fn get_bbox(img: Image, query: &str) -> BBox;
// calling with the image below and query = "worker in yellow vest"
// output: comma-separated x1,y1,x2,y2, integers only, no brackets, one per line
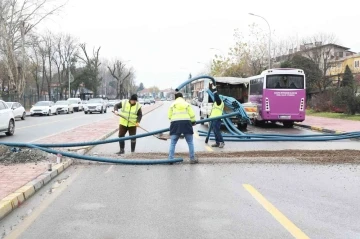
209,83,225,148
113,94,142,154
168,92,198,164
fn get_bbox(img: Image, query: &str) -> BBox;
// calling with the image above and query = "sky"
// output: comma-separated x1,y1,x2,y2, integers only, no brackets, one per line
39,0,360,90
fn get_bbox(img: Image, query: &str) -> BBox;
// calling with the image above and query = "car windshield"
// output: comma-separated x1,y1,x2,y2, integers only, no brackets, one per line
55,101,67,105
68,100,78,104
6,103,13,107
34,101,50,106
88,99,102,103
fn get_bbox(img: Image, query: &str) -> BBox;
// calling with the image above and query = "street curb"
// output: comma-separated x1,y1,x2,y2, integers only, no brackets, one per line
294,123,344,134
0,102,165,220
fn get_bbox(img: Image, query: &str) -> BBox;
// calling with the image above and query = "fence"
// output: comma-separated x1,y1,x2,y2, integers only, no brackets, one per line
0,93,63,110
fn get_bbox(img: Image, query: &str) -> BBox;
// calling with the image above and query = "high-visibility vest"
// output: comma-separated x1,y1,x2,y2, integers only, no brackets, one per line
210,101,224,118
168,98,196,122
119,100,140,127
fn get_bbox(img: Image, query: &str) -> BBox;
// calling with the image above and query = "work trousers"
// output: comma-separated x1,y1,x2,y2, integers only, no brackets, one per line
118,124,137,152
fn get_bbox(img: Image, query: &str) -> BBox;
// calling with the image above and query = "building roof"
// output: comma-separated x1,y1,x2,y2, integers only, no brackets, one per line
138,89,152,94
332,53,360,63
213,77,249,84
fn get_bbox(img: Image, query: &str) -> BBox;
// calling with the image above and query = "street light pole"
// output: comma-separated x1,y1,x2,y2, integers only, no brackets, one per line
249,13,271,69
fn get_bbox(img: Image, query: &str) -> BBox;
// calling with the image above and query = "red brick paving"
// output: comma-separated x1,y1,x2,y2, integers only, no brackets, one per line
0,163,48,199
0,102,163,201
300,115,360,132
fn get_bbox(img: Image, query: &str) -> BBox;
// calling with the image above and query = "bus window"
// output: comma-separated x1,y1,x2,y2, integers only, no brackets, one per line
266,75,304,89
250,78,264,95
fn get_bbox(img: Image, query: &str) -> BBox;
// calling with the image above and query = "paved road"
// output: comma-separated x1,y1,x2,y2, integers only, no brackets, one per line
1,163,359,239
0,105,154,144
89,101,360,156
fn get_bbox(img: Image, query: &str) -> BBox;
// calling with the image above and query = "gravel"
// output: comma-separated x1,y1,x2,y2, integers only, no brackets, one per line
0,145,52,165
86,149,360,164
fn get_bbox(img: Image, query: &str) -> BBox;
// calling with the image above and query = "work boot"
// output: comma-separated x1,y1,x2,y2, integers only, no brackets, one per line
219,142,225,148
117,148,125,154
211,143,219,147
190,157,199,164
131,141,136,153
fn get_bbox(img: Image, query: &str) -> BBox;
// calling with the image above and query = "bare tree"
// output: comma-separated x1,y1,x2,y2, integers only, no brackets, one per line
301,33,338,92
76,43,101,96
43,32,55,100
28,34,42,97
53,33,77,99
0,0,66,98
107,60,134,99
212,24,269,77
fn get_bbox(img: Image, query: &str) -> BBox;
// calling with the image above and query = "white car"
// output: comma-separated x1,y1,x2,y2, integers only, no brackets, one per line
30,101,57,116
6,102,26,120
55,100,74,114
84,98,107,114
67,98,83,112
0,100,15,136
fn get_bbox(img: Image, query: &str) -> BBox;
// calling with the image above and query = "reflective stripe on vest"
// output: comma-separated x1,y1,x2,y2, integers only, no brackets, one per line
210,101,224,118
119,100,140,126
170,102,191,122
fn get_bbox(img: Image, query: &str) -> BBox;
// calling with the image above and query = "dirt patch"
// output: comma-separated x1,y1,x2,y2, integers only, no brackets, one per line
0,145,52,165
89,149,360,164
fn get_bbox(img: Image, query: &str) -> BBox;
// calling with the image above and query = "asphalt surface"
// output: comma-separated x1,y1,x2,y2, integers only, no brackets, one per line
0,105,154,144
1,163,359,239
89,101,360,156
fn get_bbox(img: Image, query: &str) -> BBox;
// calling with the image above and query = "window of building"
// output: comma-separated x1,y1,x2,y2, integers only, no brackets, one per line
355,60,360,68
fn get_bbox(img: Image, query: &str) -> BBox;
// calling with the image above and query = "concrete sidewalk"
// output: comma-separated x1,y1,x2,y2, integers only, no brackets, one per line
295,115,360,133
0,102,163,220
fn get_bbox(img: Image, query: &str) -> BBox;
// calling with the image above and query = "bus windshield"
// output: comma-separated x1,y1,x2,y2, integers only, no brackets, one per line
266,75,304,89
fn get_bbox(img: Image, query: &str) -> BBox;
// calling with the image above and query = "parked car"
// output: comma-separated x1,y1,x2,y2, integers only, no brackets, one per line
6,102,26,120
138,98,145,104
149,97,155,104
30,101,57,116
67,98,83,112
144,98,151,105
55,100,74,114
161,97,166,101
0,100,15,136
108,100,119,107
83,98,107,114
104,99,111,108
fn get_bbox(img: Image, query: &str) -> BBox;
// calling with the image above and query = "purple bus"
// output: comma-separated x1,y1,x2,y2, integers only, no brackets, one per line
248,68,306,128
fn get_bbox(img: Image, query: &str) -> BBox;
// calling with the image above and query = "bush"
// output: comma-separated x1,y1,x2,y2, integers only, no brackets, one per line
332,87,359,115
308,91,335,112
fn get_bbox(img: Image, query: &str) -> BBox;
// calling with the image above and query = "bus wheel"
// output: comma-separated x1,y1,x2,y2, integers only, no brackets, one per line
283,121,294,128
